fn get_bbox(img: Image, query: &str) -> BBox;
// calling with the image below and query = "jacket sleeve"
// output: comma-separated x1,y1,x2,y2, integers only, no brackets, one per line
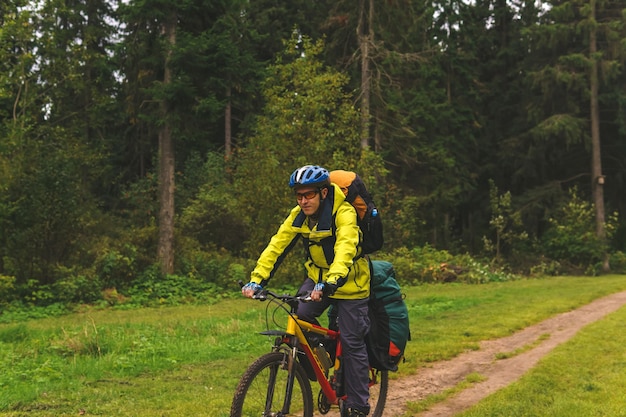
325,203,361,285
249,207,301,286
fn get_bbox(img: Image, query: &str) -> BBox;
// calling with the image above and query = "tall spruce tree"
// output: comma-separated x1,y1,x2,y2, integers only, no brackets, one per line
522,0,626,270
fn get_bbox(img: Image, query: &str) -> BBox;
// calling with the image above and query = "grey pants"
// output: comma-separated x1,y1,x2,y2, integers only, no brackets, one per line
297,279,371,413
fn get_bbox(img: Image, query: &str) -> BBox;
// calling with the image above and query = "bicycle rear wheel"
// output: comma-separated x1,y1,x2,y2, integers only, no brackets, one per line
230,351,314,417
369,368,389,417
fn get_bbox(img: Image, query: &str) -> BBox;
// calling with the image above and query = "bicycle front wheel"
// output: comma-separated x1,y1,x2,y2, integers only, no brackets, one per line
230,351,314,417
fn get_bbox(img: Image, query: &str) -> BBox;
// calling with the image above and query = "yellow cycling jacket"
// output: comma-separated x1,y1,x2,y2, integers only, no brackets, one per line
250,183,370,300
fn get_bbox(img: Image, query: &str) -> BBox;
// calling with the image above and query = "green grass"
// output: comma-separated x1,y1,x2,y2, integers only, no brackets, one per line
457,305,626,416
1,275,626,416
399,275,626,374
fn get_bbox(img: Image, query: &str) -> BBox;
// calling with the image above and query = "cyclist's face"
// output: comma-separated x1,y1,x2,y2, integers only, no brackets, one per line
295,186,327,216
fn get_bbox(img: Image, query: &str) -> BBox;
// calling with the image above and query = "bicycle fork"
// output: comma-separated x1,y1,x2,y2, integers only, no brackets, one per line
281,344,299,415
267,337,300,416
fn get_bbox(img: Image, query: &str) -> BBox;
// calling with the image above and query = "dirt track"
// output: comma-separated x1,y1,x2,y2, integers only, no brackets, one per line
380,290,626,416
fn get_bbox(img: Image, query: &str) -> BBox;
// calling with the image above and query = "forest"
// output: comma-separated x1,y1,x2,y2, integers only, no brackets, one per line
1,0,625,312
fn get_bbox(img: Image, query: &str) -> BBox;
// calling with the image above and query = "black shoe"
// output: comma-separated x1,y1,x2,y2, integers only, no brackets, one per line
346,407,368,417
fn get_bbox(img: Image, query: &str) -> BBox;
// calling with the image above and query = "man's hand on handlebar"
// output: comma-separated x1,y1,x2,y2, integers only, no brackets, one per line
312,282,337,301
241,282,263,298
240,280,333,302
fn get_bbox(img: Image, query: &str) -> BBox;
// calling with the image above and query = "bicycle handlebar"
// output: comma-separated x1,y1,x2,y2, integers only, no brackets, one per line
237,280,313,303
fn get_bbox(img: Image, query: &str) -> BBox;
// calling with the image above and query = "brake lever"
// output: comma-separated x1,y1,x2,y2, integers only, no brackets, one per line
252,290,268,301
298,291,313,302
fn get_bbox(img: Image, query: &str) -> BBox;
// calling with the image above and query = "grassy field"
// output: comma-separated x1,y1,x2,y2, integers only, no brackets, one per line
2,275,626,416
456,304,626,417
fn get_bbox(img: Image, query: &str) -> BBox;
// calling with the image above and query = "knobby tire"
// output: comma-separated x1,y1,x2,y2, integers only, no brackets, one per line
230,351,314,417
369,369,389,417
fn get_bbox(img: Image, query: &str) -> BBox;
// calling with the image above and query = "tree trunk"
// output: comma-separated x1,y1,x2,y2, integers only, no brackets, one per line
157,12,177,275
589,0,609,272
225,86,232,159
357,0,373,150
374,108,382,152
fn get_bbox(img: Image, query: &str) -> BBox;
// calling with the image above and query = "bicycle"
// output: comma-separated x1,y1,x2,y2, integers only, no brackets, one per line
230,287,388,417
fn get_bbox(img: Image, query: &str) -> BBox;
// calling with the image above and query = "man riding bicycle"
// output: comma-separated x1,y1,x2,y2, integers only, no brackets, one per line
242,165,372,417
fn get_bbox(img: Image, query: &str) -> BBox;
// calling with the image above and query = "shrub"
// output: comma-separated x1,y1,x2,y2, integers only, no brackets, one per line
482,180,528,265
0,274,16,306
609,251,626,274
95,246,138,290
52,266,102,304
378,245,519,285
529,257,562,277
176,241,255,288
540,188,617,274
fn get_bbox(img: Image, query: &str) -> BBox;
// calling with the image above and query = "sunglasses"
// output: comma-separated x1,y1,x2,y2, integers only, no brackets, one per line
295,190,320,201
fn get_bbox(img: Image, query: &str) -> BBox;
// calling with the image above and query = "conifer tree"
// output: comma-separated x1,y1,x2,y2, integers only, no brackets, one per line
523,0,626,270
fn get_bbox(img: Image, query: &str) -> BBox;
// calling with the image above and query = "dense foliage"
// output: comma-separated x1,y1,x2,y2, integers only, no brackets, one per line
0,0,625,313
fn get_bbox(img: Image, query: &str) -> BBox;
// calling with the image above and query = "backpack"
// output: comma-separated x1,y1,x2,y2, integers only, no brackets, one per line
329,170,384,254
366,260,411,372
